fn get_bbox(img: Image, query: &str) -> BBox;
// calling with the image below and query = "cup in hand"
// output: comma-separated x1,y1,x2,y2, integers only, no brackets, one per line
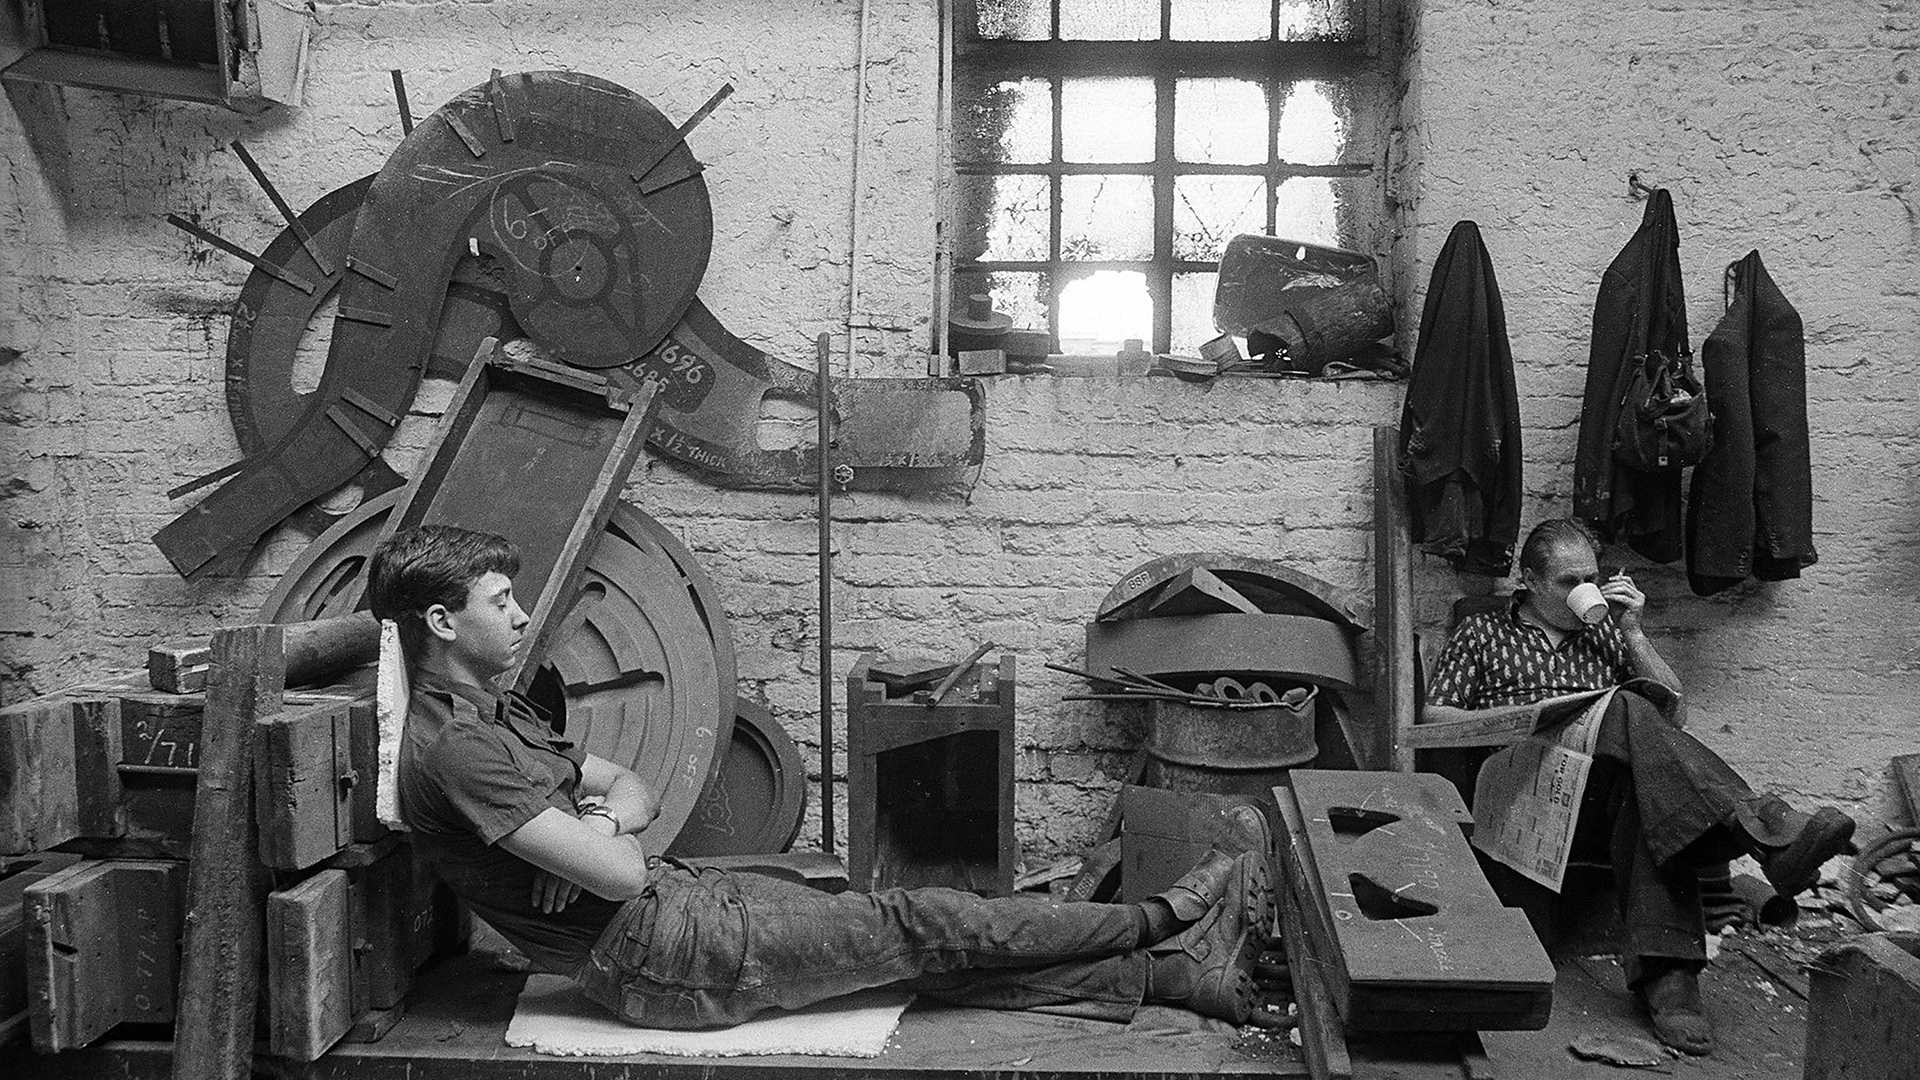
1566,582,1609,625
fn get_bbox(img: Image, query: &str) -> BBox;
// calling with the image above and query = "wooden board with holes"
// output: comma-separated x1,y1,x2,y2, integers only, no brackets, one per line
1277,770,1554,1032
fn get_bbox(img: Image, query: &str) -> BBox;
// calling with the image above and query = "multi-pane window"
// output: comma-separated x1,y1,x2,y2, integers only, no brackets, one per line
951,0,1396,356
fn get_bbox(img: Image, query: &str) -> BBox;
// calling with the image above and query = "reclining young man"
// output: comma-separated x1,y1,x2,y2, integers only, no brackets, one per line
368,524,1275,1030
1421,518,1854,1056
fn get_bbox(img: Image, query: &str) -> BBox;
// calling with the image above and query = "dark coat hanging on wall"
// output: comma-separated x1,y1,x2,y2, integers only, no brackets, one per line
1685,251,1816,595
1399,220,1523,577
1573,189,1690,563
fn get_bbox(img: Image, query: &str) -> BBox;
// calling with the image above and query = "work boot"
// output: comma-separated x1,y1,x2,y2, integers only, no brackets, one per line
1635,961,1714,1056
1217,803,1273,861
1146,851,1269,1023
1735,796,1856,897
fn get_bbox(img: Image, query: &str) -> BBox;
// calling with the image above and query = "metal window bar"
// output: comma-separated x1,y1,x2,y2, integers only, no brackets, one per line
952,0,1387,354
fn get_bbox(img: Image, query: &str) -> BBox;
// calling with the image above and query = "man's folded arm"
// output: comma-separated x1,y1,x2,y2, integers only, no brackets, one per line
498,808,651,901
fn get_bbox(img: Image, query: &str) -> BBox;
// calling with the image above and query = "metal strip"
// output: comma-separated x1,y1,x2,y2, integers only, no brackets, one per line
336,306,394,327
167,457,249,500
165,214,316,295
443,112,486,158
340,386,400,427
488,69,516,143
324,404,382,456
231,141,335,278
391,69,413,136
344,256,397,291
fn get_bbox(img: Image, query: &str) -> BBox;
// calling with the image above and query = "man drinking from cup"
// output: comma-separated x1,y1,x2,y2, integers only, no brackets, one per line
1421,519,1854,1057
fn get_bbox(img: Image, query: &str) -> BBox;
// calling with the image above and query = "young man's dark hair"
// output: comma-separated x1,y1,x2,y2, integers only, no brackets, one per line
1518,517,1602,575
367,525,520,665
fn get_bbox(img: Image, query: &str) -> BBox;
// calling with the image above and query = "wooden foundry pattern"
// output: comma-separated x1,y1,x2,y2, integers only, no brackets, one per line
1277,770,1554,1032
255,490,735,853
1096,551,1372,633
156,70,714,578
847,653,1017,898
666,696,808,859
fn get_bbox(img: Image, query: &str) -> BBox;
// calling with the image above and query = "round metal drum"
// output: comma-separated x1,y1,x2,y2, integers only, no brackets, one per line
256,490,735,849
667,697,807,858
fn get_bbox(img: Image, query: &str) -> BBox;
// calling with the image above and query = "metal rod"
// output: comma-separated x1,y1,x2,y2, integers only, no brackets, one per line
391,70,413,136
816,332,835,855
630,83,734,185
927,641,995,707
230,141,334,276
164,214,316,295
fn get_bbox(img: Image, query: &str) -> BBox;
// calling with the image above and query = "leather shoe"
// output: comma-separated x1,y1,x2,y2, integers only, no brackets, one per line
1756,805,1856,897
1636,963,1714,1056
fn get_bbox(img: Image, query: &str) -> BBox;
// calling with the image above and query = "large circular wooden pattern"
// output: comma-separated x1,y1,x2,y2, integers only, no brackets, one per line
666,696,807,858
256,489,736,848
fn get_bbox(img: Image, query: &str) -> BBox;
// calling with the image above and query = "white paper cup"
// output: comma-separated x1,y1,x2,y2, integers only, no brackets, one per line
1566,582,1609,624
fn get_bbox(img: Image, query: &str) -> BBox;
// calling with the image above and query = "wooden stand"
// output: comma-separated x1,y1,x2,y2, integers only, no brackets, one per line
846,653,1016,897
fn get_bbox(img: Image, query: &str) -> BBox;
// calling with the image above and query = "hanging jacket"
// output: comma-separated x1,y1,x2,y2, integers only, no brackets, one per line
1685,251,1816,594
1399,220,1523,577
1574,189,1689,563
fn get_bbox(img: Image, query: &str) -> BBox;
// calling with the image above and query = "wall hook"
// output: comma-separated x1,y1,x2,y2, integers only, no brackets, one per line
1627,171,1658,200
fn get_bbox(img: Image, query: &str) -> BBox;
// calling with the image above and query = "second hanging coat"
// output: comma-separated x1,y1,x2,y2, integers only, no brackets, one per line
1574,189,1690,563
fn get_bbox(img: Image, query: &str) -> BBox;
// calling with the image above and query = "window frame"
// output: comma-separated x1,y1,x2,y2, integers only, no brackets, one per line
950,1,1393,355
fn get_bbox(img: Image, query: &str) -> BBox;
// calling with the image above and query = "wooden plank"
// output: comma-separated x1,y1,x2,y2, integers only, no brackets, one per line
70,699,123,839
0,698,79,854
1143,567,1264,617
1274,797,1353,1080
0,852,81,1042
171,624,285,1080
353,842,416,1011
1894,754,1920,826
147,639,211,694
254,700,355,870
25,860,186,1052
1372,425,1416,772
1806,933,1920,1080
267,869,353,1062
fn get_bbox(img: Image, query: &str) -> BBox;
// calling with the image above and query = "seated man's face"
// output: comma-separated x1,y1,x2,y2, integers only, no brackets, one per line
441,570,529,679
1522,543,1600,631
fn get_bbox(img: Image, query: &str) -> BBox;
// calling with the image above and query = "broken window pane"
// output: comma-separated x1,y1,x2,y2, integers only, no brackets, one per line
1062,78,1156,163
1169,0,1271,40
1273,175,1376,249
1061,175,1155,261
1173,176,1266,261
974,0,1051,40
955,76,1053,165
1276,80,1349,165
954,174,1051,262
1277,0,1353,40
1174,79,1267,165
955,270,1051,331
1059,269,1152,353
1171,272,1222,355
1059,0,1159,41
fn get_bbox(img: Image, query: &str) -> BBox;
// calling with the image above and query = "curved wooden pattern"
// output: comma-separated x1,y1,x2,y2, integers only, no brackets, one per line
1095,552,1371,633
667,697,806,858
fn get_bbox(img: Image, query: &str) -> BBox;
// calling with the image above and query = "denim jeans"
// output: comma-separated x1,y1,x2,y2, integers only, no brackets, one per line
575,861,1147,1029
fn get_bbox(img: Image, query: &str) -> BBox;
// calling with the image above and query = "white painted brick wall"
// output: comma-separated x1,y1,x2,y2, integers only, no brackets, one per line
1,0,1914,862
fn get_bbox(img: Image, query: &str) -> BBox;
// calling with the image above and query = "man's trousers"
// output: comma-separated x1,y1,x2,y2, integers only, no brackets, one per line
575,861,1149,1029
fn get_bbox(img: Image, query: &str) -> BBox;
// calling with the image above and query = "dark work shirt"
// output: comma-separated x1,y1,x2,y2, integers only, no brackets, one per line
1426,597,1633,710
399,671,620,976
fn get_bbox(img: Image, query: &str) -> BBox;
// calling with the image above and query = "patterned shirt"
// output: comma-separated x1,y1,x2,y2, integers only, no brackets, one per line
1426,597,1633,709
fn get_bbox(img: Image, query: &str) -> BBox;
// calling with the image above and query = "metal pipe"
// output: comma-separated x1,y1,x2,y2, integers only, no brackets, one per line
845,0,872,375
815,332,835,854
